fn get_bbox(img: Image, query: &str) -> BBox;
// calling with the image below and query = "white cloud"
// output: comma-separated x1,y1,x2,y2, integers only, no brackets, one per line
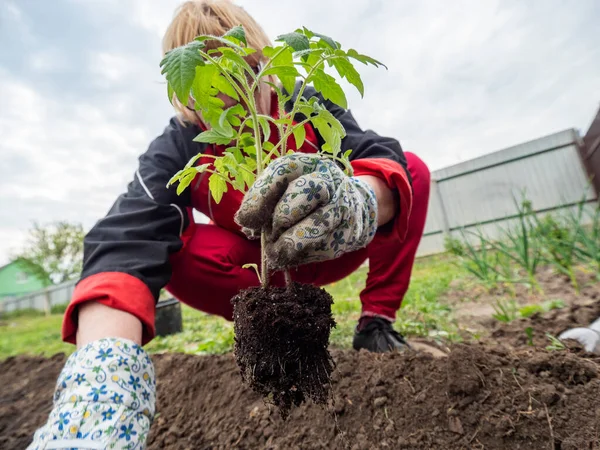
0,72,151,262
89,52,132,83
29,49,67,73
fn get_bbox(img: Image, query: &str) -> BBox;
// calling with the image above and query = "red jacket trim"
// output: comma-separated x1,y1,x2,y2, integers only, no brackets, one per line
351,158,413,241
62,272,156,345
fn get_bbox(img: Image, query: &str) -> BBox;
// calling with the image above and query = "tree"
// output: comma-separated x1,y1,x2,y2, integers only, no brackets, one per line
13,221,85,286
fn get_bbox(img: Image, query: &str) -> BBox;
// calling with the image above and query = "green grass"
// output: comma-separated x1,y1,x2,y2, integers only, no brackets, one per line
0,313,71,358
0,254,466,360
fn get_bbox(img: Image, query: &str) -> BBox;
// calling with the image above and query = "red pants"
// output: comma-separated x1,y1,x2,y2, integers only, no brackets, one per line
166,152,430,322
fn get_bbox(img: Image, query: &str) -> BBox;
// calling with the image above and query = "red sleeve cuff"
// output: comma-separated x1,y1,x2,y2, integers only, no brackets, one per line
352,158,413,241
62,272,156,346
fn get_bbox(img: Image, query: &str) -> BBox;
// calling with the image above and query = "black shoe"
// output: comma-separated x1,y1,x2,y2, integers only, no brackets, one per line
352,317,410,353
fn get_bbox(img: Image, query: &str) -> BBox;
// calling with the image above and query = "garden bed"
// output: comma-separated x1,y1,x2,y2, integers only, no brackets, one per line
1,269,599,449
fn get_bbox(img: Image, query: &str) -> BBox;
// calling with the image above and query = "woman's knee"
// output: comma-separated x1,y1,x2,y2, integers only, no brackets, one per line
404,152,431,188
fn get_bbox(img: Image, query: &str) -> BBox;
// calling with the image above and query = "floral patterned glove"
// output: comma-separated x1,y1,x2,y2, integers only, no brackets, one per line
28,337,155,450
235,153,378,269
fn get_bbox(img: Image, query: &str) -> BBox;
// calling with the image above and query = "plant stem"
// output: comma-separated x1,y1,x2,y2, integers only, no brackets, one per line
264,117,311,161
284,270,292,287
260,232,268,289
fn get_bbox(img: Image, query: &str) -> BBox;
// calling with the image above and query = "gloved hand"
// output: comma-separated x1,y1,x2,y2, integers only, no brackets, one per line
28,337,155,450
235,153,378,269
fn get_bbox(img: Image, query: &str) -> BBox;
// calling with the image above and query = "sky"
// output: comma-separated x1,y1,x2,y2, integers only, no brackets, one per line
0,0,599,264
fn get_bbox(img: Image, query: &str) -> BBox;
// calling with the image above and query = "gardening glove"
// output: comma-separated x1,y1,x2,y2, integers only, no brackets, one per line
27,337,155,450
558,316,600,354
235,153,378,269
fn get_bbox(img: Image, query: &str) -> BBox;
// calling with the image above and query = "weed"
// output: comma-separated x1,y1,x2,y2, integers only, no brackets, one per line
572,205,600,275
445,228,504,291
518,299,565,318
533,208,582,292
545,333,566,351
492,197,543,293
492,299,518,323
525,327,534,346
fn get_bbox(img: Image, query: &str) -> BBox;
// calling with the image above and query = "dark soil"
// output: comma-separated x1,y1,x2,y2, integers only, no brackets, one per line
231,282,336,418
2,345,600,449
1,271,599,449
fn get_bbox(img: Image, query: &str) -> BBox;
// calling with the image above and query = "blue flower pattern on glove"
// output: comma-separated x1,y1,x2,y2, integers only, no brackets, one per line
27,337,156,450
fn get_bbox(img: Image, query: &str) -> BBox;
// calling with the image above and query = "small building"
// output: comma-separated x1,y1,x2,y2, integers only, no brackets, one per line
0,261,47,301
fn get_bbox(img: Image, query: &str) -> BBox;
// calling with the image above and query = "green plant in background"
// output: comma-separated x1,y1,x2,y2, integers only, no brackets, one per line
492,197,543,293
525,326,534,346
160,25,384,285
444,229,504,291
532,208,582,293
518,299,565,318
492,298,518,323
570,203,600,276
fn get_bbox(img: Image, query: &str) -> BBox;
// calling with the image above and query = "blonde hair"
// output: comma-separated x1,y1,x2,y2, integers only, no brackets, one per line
163,0,272,123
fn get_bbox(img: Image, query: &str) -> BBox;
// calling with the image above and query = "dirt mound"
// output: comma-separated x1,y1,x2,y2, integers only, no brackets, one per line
2,344,600,449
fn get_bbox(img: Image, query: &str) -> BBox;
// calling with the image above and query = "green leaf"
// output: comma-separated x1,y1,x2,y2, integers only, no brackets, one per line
195,163,210,173
332,57,364,97
347,49,387,69
231,172,246,192
191,64,218,111
262,46,277,58
160,40,206,104
257,116,271,142
274,118,293,126
343,149,353,159
263,47,296,95
184,153,204,169
208,173,228,204
167,83,175,104
299,27,314,39
244,156,257,171
312,31,338,50
309,68,347,108
281,77,297,98
228,103,247,119
217,110,234,136
223,25,247,45
193,129,234,145
177,170,197,195
239,133,255,147
276,32,310,52
213,74,239,101
219,48,255,77
226,147,244,163
293,125,306,149
262,65,300,79
292,48,325,60
167,169,184,188
318,107,346,138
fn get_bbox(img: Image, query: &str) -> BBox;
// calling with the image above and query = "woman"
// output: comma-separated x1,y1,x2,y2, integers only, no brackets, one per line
29,1,430,448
